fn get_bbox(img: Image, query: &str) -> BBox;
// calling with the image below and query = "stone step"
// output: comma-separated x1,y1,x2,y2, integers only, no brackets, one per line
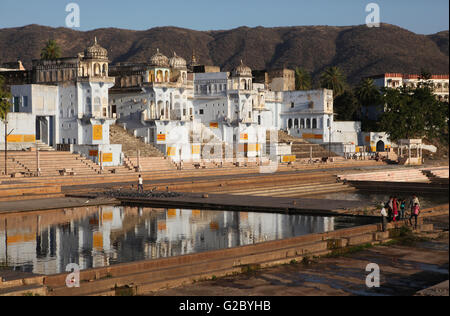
110,125,163,158
0,284,47,297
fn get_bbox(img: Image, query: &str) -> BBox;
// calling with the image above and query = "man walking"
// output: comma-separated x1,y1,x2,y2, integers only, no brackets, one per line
138,174,144,193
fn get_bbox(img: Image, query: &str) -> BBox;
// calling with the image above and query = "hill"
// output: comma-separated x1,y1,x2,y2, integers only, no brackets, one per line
0,23,448,85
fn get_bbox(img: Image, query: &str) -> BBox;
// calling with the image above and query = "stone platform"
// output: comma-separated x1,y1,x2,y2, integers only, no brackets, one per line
75,191,369,217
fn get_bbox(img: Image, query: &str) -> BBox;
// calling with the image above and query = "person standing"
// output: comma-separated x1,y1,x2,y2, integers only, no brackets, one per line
409,203,420,229
409,194,420,210
392,196,399,222
408,194,420,219
380,203,388,232
138,174,144,193
387,197,394,222
399,199,406,220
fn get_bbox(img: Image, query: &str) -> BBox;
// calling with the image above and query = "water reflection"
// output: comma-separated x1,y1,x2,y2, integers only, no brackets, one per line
0,206,372,276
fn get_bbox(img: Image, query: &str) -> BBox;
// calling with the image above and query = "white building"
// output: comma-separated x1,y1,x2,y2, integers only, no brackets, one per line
370,73,449,102
110,52,364,161
1,39,122,166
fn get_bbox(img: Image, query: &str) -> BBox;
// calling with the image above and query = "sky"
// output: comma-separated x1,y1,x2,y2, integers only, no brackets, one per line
0,0,448,34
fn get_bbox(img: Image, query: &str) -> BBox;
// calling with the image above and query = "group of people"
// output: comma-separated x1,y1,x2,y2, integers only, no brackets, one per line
380,194,421,231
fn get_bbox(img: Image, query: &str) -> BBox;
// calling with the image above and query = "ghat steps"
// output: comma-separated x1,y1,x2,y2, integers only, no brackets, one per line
110,124,164,158
269,130,338,159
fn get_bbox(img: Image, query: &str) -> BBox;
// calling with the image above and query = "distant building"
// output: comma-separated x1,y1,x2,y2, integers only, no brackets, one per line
362,73,450,121
369,73,449,102
253,68,295,92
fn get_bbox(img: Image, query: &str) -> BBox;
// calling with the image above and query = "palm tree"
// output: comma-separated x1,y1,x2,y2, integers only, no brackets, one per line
295,67,312,90
320,66,346,98
355,78,381,107
1,75,12,175
40,39,61,60
0,75,11,121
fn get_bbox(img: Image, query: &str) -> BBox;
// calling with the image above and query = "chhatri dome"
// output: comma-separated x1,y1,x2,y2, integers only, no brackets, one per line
84,37,108,59
150,48,169,68
169,52,187,69
233,60,252,77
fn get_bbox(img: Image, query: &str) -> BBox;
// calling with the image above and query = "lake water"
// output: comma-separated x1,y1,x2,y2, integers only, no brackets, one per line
0,206,375,276
310,191,449,209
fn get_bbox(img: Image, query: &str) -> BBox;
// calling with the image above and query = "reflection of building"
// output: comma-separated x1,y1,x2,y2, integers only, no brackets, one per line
0,207,336,275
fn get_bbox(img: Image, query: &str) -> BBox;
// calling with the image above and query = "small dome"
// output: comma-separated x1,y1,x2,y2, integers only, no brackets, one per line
169,52,187,69
150,48,169,68
84,37,108,59
233,60,252,77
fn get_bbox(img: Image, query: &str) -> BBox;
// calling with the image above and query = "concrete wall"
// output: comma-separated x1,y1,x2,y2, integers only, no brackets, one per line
281,89,334,144
361,132,391,152
332,121,361,145
72,144,123,167
0,112,36,150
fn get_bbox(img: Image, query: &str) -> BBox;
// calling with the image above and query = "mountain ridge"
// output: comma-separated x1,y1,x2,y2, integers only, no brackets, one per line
0,23,448,85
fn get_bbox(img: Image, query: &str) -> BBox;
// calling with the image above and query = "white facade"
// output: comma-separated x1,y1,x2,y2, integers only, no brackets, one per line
3,39,121,165
110,56,364,161
371,73,449,102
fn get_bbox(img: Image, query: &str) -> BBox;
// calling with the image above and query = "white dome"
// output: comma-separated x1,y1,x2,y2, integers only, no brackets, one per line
232,60,252,77
84,37,108,60
169,52,187,69
150,48,169,67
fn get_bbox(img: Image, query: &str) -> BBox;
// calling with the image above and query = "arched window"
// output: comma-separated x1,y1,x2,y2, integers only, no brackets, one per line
102,64,107,76
164,71,169,82
157,70,163,82
288,119,293,129
312,118,317,129
300,119,305,129
94,63,101,76
94,97,101,112
306,119,311,129
294,119,299,128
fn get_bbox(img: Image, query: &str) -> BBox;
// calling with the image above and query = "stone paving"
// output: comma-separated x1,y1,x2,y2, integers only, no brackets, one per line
152,223,449,296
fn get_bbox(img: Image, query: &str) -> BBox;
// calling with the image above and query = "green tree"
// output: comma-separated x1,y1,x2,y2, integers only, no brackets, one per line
295,67,312,90
0,75,11,121
355,78,381,107
380,85,449,144
40,39,61,60
334,90,360,121
320,66,346,98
